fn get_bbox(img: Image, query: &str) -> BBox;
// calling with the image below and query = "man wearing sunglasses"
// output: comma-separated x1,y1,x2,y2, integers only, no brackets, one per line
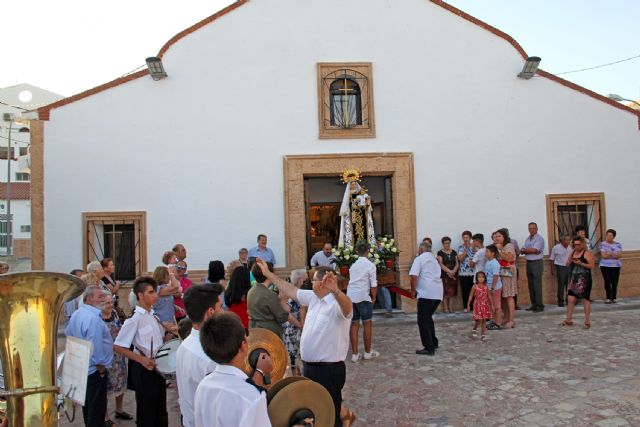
255,258,354,427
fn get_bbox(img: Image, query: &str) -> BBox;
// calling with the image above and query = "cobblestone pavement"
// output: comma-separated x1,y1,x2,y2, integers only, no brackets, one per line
58,306,640,427
344,308,640,427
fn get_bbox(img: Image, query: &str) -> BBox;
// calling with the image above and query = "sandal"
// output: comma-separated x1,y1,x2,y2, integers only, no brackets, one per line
471,328,478,337
104,420,116,427
480,335,487,341
583,323,591,330
560,320,573,327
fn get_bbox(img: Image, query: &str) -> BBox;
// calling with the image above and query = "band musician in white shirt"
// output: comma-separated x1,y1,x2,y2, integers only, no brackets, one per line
113,276,178,427
255,259,357,427
176,284,224,427
194,313,274,427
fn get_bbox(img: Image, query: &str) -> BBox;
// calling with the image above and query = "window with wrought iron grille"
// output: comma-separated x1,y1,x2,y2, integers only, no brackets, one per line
546,193,606,251
83,211,147,281
317,63,375,139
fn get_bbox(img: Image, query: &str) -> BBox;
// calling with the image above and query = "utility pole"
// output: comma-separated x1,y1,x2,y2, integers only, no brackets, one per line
2,113,13,256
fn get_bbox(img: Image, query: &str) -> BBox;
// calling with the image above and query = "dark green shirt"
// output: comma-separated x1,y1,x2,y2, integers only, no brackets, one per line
247,283,289,337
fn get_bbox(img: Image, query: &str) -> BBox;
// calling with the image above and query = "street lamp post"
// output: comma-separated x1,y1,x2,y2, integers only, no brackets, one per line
4,117,13,256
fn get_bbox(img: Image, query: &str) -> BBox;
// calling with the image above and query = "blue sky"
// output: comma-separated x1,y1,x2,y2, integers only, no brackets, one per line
446,0,640,101
1,0,638,102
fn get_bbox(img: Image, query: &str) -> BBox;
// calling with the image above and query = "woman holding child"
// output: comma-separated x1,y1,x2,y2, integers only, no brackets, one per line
495,229,517,329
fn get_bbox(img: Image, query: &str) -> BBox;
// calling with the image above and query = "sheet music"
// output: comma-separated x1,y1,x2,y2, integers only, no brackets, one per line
61,336,92,405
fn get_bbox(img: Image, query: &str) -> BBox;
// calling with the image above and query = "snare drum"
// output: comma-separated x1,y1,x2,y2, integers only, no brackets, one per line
154,339,181,380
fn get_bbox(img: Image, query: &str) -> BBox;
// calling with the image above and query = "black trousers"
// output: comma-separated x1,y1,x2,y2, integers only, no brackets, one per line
130,361,168,427
555,265,570,304
83,371,108,427
303,361,346,427
459,276,474,309
601,266,621,300
417,298,440,352
526,260,544,310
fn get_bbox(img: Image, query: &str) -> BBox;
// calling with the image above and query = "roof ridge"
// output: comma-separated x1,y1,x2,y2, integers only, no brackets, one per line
36,0,639,123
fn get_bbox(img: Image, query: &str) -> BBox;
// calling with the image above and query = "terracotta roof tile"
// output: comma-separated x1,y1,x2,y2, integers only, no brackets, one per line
37,0,640,125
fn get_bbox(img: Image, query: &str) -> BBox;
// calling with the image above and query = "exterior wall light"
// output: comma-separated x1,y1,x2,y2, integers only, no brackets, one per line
518,56,541,80
146,57,168,81
608,94,640,108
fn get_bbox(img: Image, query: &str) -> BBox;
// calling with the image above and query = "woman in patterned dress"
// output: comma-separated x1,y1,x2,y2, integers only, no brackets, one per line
283,269,306,374
495,229,517,328
100,290,132,424
561,237,595,329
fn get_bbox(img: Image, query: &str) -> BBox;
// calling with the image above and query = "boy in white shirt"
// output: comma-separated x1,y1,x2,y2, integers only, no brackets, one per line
194,313,274,427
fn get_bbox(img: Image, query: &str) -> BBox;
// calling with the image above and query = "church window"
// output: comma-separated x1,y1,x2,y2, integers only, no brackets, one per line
318,63,375,139
329,78,362,127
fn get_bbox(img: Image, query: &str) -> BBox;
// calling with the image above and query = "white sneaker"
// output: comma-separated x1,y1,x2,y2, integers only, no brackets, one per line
351,353,362,363
364,350,380,360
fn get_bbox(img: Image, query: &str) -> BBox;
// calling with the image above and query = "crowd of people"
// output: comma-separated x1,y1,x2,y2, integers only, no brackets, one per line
60,224,624,427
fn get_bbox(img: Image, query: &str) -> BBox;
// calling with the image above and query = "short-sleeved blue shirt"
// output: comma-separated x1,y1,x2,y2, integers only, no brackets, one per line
484,259,502,290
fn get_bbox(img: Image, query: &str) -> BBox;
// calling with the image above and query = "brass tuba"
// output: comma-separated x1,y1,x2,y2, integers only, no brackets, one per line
0,272,85,426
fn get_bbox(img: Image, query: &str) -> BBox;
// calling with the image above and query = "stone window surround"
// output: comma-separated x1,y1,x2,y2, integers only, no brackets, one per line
283,153,416,282
317,62,376,139
545,192,606,252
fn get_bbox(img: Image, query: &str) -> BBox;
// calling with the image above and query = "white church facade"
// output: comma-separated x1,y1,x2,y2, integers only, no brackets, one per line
31,0,640,305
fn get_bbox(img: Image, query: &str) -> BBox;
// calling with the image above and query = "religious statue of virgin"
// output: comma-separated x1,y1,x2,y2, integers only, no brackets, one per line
338,169,376,248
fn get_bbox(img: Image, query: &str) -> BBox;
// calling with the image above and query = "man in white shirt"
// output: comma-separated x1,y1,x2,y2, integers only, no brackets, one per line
310,242,336,267
550,234,572,307
255,259,353,427
470,233,487,274
176,284,224,427
410,241,443,356
194,313,273,427
347,242,379,362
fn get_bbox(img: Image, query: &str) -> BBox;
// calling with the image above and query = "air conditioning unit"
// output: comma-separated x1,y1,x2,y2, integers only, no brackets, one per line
2,113,13,122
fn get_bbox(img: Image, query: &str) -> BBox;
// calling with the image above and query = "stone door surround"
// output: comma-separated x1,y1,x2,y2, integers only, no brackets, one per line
283,152,416,271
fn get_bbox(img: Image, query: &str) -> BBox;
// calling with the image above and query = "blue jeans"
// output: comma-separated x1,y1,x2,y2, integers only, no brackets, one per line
377,287,392,312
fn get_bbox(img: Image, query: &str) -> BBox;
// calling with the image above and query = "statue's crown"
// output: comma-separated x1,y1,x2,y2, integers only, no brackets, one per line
341,168,361,184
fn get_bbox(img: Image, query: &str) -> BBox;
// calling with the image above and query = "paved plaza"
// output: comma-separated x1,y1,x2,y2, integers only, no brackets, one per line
60,303,640,427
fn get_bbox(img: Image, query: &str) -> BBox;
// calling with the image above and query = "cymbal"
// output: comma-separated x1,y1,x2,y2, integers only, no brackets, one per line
268,380,335,427
241,328,288,389
266,376,308,405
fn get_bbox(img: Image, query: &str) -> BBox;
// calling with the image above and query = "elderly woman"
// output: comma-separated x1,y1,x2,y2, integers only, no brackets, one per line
86,261,107,291
495,229,517,328
283,269,306,374
100,290,132,424
600,229,623,304
173,260,192,322
562,237,595,329
437,236,459,313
